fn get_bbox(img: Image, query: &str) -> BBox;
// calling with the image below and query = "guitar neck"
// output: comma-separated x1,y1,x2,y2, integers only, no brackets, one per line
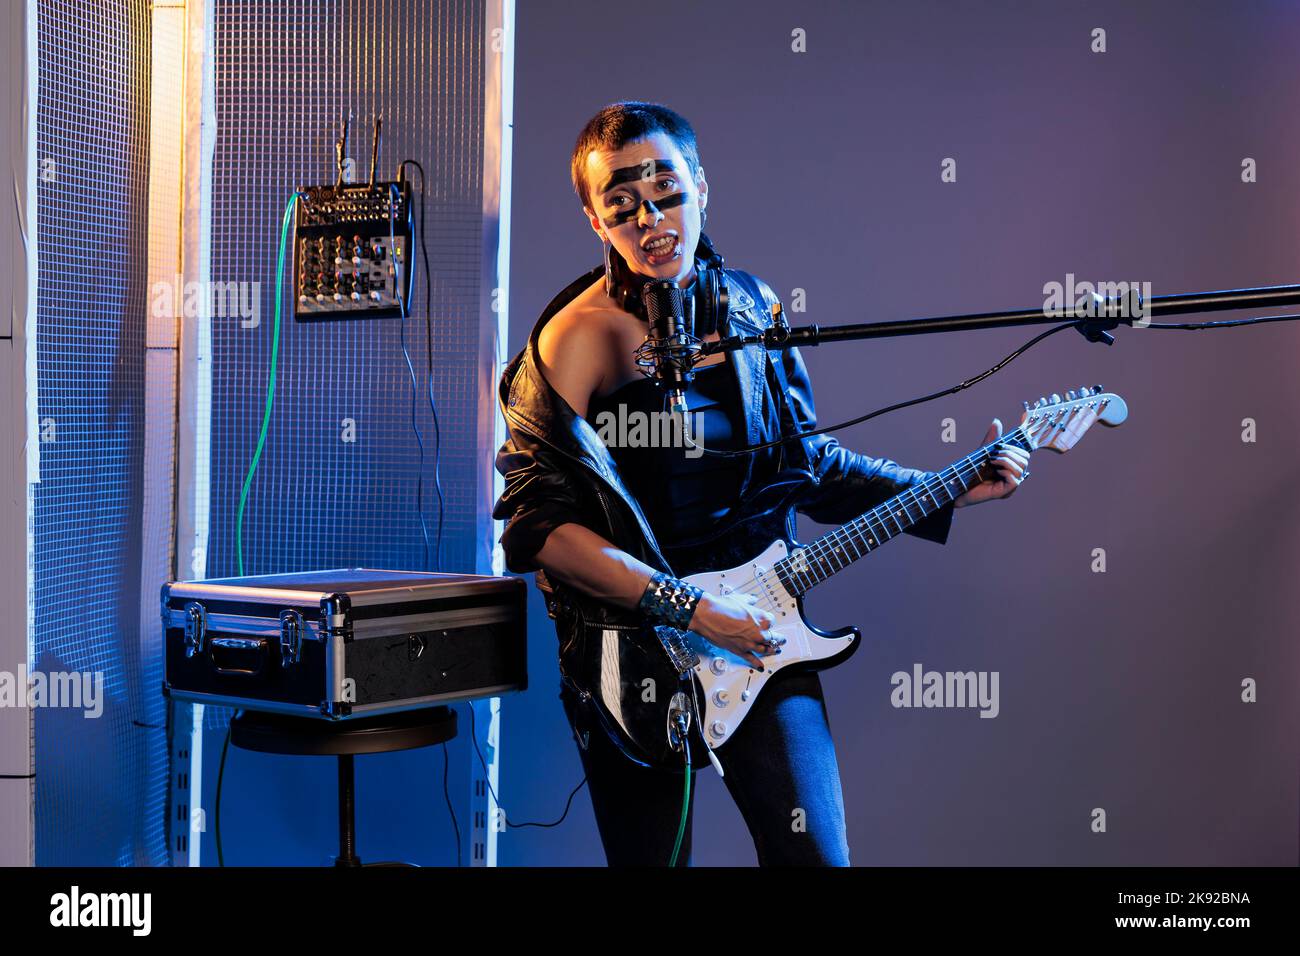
773,426,1032,596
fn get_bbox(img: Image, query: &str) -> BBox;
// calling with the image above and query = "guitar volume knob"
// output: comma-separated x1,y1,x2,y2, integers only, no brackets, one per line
713,689,730,707
710,657,728,675
709,720,728,739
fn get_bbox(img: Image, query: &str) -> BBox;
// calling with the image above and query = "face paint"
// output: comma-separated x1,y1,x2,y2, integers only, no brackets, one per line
597,158,679,195
601,191,690,228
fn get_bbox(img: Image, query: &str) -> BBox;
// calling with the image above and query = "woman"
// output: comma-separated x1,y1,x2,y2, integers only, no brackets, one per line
493,101,1028,865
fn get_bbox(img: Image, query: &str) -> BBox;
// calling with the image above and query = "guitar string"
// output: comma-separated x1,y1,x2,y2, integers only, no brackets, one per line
723,424,1034,602
722,410,1068,602
704,429,1028,646
688,403,1092,637
778,428,1031,592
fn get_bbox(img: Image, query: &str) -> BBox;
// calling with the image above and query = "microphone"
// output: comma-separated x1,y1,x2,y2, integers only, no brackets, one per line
637,279,700,416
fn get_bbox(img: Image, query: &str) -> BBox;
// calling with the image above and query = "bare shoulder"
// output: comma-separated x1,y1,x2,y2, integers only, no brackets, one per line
537,278,624,419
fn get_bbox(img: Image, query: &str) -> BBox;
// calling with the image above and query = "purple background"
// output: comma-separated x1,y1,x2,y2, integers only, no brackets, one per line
498,0,1300,865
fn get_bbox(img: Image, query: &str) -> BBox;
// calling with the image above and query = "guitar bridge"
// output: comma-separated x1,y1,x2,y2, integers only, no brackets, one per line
654,625,700,676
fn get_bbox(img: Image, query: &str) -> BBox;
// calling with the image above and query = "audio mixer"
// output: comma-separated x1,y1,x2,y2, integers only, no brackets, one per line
292,181,414,321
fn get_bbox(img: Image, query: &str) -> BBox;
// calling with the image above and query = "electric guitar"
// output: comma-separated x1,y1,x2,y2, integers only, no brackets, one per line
566,387,1128,771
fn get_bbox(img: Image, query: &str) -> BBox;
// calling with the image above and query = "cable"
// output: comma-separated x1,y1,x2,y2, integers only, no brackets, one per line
441,741,462,866
215,718,233,867
669,731,691,867
692,321,1076,458
1141,312,1300,330
692,308,1300,460
465,700,589,829
391,183,433,570
400,159,444,570
236,192,300,575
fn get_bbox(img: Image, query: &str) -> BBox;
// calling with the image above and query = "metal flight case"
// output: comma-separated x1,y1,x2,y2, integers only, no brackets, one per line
162,568,526,718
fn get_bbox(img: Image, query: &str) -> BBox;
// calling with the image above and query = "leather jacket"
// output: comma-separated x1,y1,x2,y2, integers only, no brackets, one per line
492,258,956,642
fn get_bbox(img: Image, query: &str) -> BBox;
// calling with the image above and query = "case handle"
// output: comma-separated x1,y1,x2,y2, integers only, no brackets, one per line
208,636,267,677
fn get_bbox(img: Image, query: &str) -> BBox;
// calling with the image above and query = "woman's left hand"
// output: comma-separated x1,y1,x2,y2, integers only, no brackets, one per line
953,418,1032,508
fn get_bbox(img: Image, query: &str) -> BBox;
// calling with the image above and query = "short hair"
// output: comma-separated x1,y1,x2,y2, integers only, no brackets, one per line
570,101,701,209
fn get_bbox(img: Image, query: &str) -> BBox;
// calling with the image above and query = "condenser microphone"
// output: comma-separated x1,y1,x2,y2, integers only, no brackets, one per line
638,279,700,416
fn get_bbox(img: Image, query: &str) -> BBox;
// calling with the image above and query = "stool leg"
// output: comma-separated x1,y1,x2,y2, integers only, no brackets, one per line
335,754,361,867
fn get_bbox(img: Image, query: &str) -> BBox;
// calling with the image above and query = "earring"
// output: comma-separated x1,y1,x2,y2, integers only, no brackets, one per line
700,208,708,231
602,237,615,297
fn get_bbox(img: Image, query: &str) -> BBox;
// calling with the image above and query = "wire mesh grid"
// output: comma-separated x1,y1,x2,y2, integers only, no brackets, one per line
33,0,160,865
203,0,487,729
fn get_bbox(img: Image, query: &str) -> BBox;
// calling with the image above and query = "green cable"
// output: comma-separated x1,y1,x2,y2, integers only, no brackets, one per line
236,192,299,575
669,739,692,867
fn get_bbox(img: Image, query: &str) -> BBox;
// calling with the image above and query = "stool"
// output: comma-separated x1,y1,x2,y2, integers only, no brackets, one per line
230,705,458,867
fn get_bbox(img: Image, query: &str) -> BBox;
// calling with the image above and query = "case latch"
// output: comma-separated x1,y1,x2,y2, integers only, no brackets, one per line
183,602,207,658
279,610,306,668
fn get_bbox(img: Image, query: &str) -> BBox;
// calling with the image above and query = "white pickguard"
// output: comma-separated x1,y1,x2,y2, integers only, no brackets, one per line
680,539,856,750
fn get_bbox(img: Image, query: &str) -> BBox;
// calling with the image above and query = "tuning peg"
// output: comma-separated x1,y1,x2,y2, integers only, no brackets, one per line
1091,384,1103,394
1066,389,1078,401
1080,385,1090,398
1050,393,1061,405
1022,400,1031,412
1038,396,1048,408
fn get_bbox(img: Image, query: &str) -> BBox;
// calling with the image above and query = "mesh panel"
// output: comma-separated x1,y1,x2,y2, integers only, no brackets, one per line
203,0,486,728
33,0,160,865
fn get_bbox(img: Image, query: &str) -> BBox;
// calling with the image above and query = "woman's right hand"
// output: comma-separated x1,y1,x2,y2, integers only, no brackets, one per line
687,591,783,671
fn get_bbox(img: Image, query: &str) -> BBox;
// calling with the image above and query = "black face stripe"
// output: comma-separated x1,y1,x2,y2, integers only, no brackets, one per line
598,158,680,196
601,190,690,228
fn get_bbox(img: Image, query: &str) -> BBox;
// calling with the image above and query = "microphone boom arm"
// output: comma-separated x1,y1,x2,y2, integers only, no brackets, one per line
701,282,1300,354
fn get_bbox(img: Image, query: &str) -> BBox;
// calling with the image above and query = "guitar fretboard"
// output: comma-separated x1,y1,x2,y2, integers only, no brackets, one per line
773,426,1032,595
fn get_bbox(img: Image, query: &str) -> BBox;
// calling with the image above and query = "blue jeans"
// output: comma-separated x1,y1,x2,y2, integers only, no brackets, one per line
560,666,851,866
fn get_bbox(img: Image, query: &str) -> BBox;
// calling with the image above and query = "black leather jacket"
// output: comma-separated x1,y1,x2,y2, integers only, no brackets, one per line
492,261,956,636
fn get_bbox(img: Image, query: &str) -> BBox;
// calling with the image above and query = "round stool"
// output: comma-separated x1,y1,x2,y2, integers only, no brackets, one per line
230,706,458,867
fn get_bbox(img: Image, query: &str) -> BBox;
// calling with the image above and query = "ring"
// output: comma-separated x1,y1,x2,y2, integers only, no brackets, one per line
1021,468,1031,480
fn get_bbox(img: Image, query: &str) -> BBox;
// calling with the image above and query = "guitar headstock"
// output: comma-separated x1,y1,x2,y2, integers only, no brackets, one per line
1019,385,1127,453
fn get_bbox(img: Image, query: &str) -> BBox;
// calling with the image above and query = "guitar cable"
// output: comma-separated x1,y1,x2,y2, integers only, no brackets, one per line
669,718,692,868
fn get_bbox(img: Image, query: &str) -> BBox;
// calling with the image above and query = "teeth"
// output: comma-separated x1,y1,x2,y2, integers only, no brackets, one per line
645,236,676,255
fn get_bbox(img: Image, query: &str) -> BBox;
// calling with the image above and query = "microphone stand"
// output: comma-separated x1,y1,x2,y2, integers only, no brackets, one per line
700,282,1300,354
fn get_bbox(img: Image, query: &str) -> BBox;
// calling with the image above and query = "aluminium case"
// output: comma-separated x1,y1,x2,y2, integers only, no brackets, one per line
161,568,526,718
